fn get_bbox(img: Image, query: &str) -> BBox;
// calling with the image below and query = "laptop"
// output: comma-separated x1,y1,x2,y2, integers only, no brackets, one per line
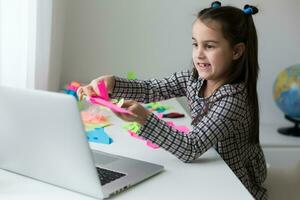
0,86,164,199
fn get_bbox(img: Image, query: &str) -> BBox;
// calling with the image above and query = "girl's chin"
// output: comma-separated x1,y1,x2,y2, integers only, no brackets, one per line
196,68,211,78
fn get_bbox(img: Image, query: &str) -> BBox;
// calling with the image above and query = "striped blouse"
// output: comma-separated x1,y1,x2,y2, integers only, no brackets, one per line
111,69,267,199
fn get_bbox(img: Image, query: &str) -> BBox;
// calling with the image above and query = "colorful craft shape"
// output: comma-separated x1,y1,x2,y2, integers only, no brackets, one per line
64,81,81,100
127,71,137,80
146,102,171,113
123,117,189,149
86,80,133,115
87,96,133,115
97,80,109,101
86,128,113,144
128,131,159,149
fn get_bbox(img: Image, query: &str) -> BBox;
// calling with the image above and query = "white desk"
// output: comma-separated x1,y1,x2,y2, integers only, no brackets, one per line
260,123,300,147
0,99,253,200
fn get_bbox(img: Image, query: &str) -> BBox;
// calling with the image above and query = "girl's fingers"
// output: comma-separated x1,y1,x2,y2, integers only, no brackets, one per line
77,86,87,101
76,87,83,100
91,80,101,96
113,110,138,122
121,100,136,108
76,76,115,101
113,111,122,118
82,86,96,97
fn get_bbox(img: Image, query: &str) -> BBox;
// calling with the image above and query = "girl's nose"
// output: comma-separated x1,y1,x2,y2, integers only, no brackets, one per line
197,47,205,59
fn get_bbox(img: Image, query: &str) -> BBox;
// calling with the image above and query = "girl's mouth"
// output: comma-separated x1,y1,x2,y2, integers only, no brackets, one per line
197,63,211,68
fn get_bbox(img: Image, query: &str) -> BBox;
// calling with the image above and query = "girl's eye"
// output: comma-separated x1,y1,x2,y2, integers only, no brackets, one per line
192,43,198,47
205,44,214,49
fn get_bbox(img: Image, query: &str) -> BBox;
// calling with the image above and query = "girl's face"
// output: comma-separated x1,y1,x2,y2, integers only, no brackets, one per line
192,19,236,86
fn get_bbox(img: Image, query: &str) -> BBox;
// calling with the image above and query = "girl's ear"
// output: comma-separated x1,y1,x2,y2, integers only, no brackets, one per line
232,42,245,60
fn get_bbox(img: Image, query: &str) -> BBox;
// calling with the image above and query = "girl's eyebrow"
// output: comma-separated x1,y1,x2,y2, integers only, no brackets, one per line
192,37,219,44
203,40,219,44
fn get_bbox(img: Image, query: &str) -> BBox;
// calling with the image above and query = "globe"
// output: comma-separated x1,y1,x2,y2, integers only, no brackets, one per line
273,64,300,136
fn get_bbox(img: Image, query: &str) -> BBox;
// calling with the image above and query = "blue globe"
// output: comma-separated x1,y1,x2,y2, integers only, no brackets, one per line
273,64,300,118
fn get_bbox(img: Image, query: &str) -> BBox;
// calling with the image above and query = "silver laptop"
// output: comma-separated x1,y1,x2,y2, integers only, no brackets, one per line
0,86,164,199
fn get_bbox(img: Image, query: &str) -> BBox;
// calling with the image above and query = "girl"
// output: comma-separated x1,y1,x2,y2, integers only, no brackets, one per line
77,2,267,199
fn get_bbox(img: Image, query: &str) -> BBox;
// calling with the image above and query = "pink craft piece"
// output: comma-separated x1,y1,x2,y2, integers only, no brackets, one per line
66,85,79,91
156,113,163,119
97,80,109,101
87,96,133,115
128,131,144,140
146,140,160,149
166,121,175,126
166,121,189,134
87,80,133,114
175,126,189,134
128,131,159,149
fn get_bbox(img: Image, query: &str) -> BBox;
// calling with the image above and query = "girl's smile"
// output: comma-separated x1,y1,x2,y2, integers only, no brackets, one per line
196,63,211,70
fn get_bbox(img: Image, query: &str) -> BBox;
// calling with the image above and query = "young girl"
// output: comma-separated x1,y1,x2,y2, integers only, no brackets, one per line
77,2,267,199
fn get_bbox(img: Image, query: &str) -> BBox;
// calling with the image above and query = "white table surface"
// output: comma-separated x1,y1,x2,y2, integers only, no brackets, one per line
0,98,253,200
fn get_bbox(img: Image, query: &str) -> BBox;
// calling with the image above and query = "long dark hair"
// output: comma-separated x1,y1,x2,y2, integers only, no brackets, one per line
193,4,260,144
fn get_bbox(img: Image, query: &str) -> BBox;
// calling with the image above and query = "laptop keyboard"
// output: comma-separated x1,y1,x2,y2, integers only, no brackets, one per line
96,167,126,185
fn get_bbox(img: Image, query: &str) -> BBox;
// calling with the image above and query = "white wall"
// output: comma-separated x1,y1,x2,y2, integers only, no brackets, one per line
51,0,300,125
48,0,66,91
60,0,198,82
255,0,300,125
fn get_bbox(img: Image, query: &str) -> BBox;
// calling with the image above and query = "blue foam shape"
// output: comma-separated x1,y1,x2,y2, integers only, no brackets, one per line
156,108,166,113
68,90,76,96
64,89,78,100
86,128,113,144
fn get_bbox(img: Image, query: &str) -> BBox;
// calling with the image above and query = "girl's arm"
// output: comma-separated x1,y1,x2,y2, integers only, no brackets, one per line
137,95,245,162
110,70,191,103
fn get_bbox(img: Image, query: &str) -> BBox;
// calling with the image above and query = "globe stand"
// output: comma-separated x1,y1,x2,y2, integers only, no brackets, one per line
278,115,300,137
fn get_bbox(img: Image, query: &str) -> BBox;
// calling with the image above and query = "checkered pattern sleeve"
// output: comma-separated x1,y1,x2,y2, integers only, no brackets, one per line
110,70,191,103
138,95,239,162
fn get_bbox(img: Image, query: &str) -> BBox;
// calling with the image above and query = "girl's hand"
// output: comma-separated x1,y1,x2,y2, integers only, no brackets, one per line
114,100,150,125
77,75,115,101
